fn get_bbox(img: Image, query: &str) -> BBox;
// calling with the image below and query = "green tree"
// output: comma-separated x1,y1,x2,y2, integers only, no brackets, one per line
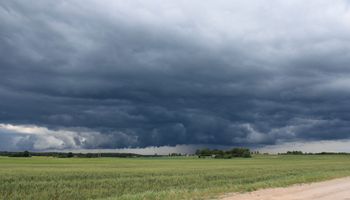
23,151,30,157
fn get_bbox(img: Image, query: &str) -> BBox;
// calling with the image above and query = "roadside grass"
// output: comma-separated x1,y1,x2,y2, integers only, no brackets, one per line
1,155,350,200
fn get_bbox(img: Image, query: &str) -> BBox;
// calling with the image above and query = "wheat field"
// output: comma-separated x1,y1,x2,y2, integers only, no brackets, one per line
1,155,350,200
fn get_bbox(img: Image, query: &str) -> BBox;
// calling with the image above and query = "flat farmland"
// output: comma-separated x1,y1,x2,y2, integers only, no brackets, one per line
1,155,350,200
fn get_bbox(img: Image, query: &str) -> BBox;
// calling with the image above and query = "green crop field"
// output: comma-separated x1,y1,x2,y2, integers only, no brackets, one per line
1,155,350,200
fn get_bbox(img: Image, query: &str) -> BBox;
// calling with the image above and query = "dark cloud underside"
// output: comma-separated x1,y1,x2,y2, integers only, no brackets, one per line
1,0,350,150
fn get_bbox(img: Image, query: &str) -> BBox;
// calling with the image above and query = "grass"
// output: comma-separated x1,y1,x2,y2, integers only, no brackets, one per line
1,155,350,200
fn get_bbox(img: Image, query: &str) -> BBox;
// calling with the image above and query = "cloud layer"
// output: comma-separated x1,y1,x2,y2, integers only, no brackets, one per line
1,0,350,151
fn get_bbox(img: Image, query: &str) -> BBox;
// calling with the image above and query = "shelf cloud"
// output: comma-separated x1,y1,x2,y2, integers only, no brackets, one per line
1,0,350,151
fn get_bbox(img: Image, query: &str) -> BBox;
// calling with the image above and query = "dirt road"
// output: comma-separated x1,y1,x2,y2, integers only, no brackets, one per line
220,177,350,200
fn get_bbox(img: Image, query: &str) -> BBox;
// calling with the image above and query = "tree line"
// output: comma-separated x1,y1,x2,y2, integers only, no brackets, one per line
195,148,251,158
280,151,350,155
0,151,144,158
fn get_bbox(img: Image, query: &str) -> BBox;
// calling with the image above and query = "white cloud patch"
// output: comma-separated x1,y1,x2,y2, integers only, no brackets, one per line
0,124,138,151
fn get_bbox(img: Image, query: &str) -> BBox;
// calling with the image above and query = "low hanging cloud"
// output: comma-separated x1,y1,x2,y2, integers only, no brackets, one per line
0,124,138,151
1,0,350,151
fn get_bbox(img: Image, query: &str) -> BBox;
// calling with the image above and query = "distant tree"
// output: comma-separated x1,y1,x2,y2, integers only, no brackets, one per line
169,153,181,157
195,147,251,159
23,151,30,157
228,148,251,158
67,152,74,158
200,148,211,156
9,151,31,157
286,151,303,155
86,153,96,158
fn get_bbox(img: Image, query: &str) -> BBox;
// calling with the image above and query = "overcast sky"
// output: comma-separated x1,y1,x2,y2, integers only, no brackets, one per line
1,0,350,152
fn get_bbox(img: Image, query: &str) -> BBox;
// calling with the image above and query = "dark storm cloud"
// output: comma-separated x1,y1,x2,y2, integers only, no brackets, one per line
1,0,350,150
